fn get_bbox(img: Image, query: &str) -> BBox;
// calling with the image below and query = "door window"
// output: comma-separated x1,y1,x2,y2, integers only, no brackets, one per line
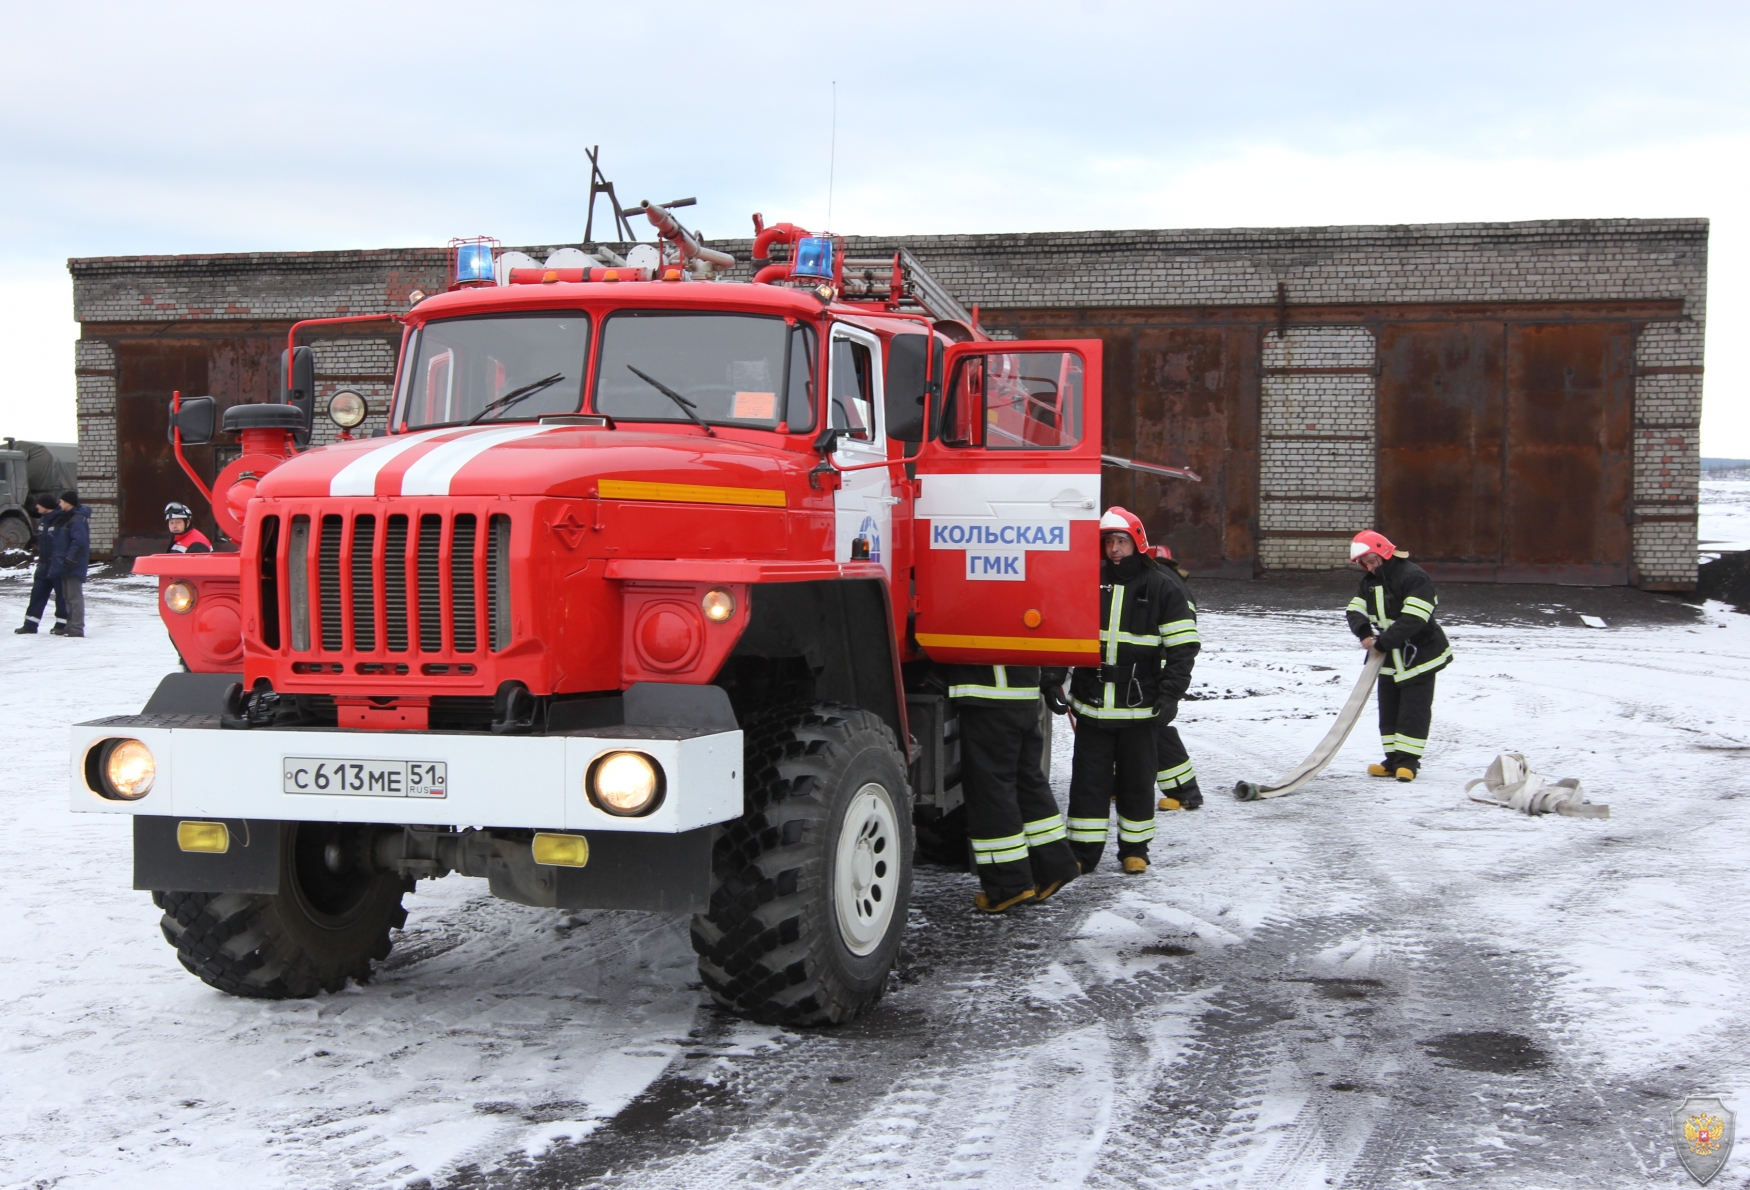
940,350,1083,450
830,338,875,441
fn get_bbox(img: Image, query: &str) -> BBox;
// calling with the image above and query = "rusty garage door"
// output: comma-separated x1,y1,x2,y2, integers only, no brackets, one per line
1377,320,1633,582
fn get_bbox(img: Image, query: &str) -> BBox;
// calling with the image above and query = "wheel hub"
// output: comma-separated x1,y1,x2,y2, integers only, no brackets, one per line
833,781,900,957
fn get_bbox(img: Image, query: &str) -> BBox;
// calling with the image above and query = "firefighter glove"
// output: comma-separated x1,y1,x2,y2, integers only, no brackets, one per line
1043,684,1070,716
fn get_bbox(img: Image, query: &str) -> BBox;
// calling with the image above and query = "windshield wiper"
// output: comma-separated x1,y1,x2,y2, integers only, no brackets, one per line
466,372,566,425
626,365,716,436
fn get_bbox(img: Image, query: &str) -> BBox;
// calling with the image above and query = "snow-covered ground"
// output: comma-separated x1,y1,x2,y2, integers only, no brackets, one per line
1701,473,1750,552
3,571,1747,1188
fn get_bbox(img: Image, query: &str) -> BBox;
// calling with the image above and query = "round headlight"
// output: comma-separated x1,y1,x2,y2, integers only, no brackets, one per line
327,390,368,429
163,580,196,614
588,751,663,816
701,587,735,623
99,738,156,800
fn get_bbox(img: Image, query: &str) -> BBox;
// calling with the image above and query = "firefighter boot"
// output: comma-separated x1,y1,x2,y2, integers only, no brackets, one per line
1122,856,1149,875
1071,843,1105,875
1030,841,1081,903
1395,759,1420,783
974,887,1036,914
1159,780,1204,811
1368,754,1400,778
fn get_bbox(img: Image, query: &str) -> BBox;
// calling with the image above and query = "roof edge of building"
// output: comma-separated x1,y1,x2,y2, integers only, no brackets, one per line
67,215,1710,275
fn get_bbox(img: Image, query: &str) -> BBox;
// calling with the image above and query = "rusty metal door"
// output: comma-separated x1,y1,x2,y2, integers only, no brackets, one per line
1120,326,1256,577
116,341,211,553
1377,323,1505,568
1502,323,1633,582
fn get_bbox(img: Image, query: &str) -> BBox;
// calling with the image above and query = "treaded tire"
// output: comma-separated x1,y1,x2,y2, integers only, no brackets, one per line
692,702,914,1026
152,822,409,999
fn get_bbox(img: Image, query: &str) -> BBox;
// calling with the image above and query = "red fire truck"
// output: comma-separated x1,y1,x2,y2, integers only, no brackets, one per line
70,206,1133,1024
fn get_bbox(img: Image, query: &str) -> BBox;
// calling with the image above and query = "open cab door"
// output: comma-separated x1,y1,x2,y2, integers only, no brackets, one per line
912,340,1103,666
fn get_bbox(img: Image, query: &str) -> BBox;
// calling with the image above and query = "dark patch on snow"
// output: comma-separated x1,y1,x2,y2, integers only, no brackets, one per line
1423,1030,1549,1073
1140,942,1195,957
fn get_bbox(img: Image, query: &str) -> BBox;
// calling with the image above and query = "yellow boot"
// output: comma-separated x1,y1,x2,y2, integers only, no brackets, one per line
1367,762,1393,777
1122,856,1149,875
974,888,1036,914
1158,796,1183,811
1394,766,1417,783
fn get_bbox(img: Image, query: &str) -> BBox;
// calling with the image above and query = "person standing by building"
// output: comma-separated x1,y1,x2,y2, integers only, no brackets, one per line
14,494,67,634
943,664,1081,913
1058,508,1201,875
1145,544,1204,811
164,502,212,553
1346,530,1453,781
49,490,91,638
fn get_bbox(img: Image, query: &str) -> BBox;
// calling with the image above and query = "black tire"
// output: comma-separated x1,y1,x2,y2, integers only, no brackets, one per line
153,822,409,999
692,702,914,1026
0,515,29,551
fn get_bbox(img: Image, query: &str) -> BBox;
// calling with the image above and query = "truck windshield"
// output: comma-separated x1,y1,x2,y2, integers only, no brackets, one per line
593,312,816,432
397,313,591,429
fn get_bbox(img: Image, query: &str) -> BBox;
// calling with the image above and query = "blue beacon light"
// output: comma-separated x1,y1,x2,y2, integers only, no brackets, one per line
455,242,495,284
791,236,835,281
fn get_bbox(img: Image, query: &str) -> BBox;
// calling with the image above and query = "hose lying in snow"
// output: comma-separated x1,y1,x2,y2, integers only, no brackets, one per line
1234,651,1386,801
1466,752,1609,819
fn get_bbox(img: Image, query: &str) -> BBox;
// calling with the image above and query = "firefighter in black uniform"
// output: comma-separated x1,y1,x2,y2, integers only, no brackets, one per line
944,664,1081,913
1146,544,1203,811
1346,530,1453,781
1052,508,1200,875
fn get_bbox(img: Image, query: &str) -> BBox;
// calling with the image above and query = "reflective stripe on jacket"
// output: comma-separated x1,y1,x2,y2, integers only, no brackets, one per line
943,664,1043,707
1068,557,1200,721
1346,556,1452,683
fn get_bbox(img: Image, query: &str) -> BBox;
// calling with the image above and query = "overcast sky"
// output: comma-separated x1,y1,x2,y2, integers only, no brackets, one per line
2,0,1746,451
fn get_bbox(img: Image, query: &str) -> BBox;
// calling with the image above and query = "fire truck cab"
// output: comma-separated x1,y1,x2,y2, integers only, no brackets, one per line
70,214,1107,1024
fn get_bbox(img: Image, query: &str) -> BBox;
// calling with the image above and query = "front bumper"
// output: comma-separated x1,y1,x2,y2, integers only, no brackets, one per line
70,715,742,833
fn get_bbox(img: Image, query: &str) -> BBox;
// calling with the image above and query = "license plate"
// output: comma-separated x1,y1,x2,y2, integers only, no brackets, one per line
283,758,447,799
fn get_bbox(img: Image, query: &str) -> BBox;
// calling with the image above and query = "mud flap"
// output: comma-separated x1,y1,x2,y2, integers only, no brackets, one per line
134,815,282,893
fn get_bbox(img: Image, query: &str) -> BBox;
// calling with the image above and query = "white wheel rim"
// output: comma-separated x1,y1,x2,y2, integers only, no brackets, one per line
833,781,901,956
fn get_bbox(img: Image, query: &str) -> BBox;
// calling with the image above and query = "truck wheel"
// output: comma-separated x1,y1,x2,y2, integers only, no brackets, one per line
0,515,29,551
692,702,914,1026
152,822,409,999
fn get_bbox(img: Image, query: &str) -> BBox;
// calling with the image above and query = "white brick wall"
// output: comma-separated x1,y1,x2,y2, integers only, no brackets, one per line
1259,326,1377,570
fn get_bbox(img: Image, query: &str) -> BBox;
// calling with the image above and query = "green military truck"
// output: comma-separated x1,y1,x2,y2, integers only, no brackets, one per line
0,438,76,550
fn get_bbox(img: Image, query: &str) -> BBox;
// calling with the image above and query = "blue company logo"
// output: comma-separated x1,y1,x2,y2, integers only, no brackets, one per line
930,521,1066,548
858,515,882,562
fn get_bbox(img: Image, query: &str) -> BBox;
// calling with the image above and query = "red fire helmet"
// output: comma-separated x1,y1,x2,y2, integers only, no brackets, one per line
1349,529,1396,562
1147,543,1174,562
1099,506,1149,552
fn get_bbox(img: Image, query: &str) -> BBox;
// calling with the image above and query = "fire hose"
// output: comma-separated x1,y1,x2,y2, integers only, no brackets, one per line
1233,651,1385,801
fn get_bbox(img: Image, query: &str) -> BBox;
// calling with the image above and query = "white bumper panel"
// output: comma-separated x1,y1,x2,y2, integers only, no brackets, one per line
69,720,743,833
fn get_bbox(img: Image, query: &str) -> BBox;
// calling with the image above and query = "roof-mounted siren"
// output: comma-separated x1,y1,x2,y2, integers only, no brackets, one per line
449,236,500,290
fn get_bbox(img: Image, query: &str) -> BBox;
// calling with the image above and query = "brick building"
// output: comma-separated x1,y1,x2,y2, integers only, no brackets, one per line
69,217,1707,588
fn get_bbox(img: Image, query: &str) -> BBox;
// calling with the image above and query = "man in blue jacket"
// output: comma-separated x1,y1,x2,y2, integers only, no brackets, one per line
14,494,67,634
49,490,91,638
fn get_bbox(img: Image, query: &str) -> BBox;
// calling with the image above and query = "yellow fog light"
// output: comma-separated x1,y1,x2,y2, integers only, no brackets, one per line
94,738,156,800
177,821,230,854
587,751,664,816
701,587,735,623
164,581,196,614
327,389,368,429
532,832,590,867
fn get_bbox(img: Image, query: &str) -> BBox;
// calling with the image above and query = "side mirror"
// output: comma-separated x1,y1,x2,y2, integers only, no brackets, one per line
884,334,932,444
278,346,315,447
167,395,217,446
